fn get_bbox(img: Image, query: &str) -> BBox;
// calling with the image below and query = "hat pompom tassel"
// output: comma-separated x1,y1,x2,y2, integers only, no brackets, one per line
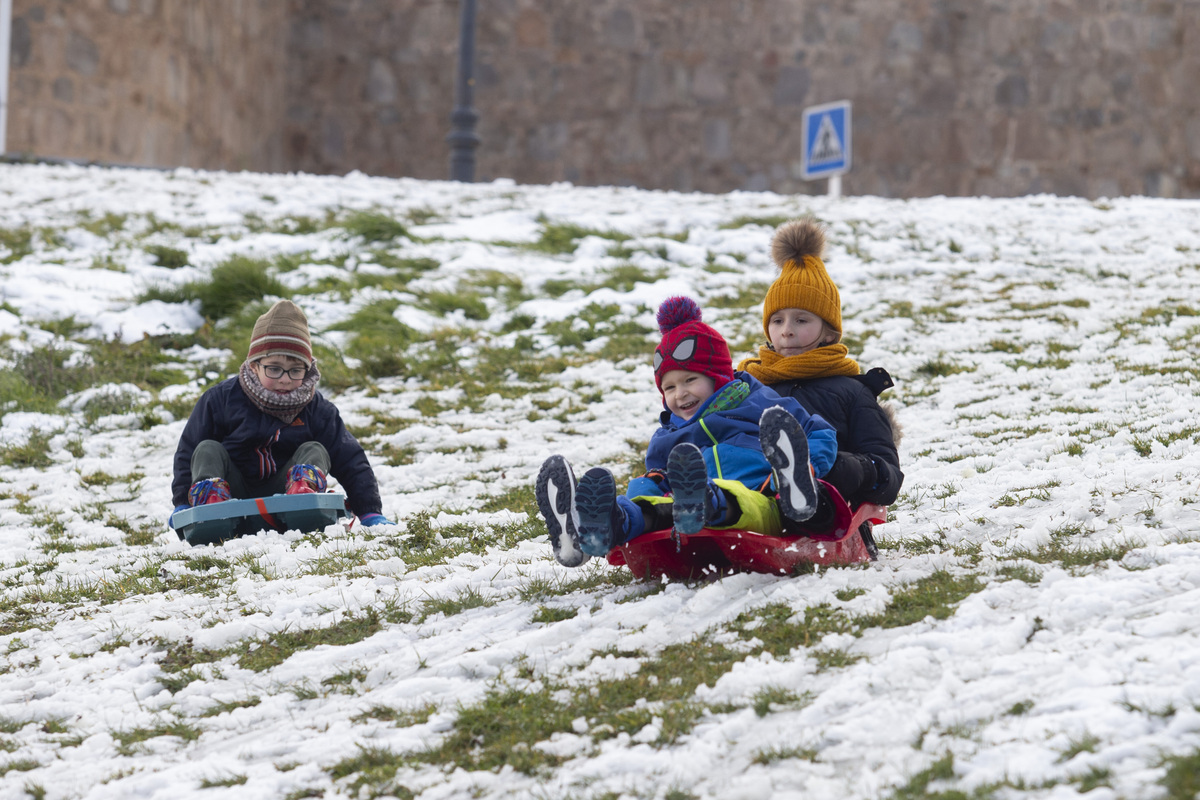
771,218,827,270
657,296,703,334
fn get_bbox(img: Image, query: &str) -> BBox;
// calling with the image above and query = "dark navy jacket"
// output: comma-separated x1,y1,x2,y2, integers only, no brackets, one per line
172,377,382,516
641,372,837,492
766,368,903,505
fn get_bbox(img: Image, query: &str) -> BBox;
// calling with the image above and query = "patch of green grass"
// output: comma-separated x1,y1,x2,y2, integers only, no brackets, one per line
329,746,416,799
351,704,437,728
1006,699,1035,716
915,357,974,378
325,299,419,378
531,605,577,624
751,745,819,764
997,564,1042,584
1057,732,1100,762
719,215,792,230
199,774,248,788
76,211,128,237
420,288,490,321
751,686,811,717
730,602,857,656
986,339,1023,354
0,429,56,469
1013,538,1138,571
705,281,774,310
105,514,159,547
111,718,202,756
0,225,34,263
238,609,384,672
887,752,961,800
420,587,495,620
858,571,982,630
517,221,631,256
200,697,261,718
1159,750,1200,800
543,302,653,357
139,255,286,321
145,244,189,269
322,668,368,693
342,210,409,243
0,758,40,776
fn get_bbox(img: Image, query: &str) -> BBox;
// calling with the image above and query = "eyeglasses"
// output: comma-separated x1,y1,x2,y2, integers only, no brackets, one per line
260,364,308,380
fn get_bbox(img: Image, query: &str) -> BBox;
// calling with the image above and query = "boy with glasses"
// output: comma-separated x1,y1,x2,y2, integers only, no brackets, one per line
170,300,392,530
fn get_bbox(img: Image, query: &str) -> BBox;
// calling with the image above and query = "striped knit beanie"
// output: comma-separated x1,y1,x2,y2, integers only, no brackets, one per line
247,300,313,367
763,218,842,340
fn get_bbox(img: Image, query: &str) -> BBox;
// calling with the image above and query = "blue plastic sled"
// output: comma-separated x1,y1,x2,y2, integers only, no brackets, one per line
171,493,348,546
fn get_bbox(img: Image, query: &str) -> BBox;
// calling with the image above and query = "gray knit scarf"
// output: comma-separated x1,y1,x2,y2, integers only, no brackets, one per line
238,361,321,424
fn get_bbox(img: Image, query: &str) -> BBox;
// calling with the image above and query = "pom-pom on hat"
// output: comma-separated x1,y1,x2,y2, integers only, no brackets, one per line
654,296,733,394
247,300,313,367
762,217,842,340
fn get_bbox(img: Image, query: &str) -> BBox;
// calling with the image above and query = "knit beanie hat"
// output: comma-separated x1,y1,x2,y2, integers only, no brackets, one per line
654,296,733,395
247,300,313,367
762,218,842,340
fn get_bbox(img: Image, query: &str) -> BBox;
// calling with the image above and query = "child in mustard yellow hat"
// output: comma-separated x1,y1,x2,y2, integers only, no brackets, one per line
738,218,903,556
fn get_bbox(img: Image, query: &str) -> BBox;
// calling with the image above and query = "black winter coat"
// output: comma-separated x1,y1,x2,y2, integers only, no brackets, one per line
172,377,383,516
766,367,903,506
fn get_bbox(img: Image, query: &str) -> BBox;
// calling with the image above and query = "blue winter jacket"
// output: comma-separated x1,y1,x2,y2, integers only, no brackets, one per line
171,377,383,516
640,372,836,493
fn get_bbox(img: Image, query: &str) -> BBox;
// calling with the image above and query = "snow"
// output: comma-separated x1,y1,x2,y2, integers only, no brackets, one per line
2,162,1200,799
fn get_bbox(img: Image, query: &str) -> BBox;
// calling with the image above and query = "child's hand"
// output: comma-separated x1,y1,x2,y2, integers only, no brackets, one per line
169,504,190,528
359,513,395,527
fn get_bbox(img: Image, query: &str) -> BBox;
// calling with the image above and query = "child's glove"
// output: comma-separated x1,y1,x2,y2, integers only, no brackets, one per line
359,513,394,527
169,504,191,529
626,471,668,499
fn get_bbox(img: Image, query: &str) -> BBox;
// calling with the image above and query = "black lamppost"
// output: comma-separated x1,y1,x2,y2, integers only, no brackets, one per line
447,0,479,182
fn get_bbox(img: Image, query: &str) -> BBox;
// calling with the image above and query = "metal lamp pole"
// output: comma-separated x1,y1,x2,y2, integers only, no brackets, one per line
447,0,479,182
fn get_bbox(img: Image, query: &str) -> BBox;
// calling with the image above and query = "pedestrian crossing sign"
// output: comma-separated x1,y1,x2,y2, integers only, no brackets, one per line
801,101,851,180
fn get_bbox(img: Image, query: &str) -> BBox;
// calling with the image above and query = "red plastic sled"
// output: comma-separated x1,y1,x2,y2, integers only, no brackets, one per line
606,503,886,580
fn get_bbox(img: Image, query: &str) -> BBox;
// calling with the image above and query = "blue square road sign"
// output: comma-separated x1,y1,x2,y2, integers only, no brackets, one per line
801,101,852,180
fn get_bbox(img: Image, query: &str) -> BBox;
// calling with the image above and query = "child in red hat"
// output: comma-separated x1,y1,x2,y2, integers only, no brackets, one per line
535,296,841,567
170,299,392,532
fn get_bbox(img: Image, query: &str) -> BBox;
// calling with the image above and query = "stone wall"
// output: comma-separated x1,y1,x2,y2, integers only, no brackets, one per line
7,0,1200,198
9,0,289,171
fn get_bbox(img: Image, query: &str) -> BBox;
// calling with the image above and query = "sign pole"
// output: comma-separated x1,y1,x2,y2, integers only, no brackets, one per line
828,174,842,200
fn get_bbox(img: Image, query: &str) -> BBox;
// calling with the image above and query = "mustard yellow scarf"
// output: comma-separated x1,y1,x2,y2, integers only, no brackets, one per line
738,344,861,383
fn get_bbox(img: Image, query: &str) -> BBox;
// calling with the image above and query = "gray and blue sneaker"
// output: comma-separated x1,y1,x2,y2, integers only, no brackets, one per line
667,442,708,535
535,456,590,567
759,406,819,523
576,467,623,556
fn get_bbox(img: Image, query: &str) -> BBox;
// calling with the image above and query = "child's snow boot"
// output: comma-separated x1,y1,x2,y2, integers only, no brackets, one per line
285,464,327,495
188,477,231,506
535,455,590,567
667,442,711,535
575,467,625,557
759,406,820,523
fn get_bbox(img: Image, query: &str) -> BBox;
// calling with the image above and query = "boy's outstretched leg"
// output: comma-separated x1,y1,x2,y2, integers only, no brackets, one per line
667,442,708,535
759,406,820,523
576,467,625,556
535,456,590,568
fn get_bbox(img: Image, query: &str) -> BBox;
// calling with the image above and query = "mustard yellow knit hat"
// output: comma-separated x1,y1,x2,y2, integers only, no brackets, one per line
762,218,841,339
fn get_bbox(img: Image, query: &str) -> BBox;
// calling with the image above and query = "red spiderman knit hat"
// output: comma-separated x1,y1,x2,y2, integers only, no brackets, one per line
247,300,313,367
653,296,733,394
